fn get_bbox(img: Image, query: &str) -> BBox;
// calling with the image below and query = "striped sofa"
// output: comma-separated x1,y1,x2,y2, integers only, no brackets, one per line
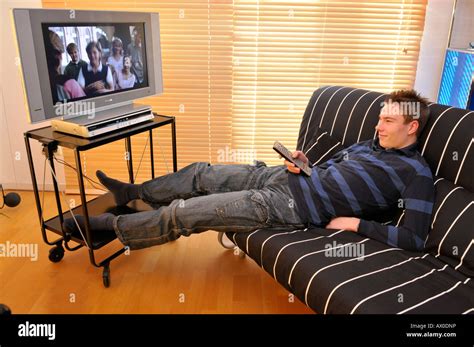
226,85,474,314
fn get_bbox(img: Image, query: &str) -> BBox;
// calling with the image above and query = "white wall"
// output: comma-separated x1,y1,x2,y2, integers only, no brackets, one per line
0,0,66,191
414,0,456,102
449,0,474,49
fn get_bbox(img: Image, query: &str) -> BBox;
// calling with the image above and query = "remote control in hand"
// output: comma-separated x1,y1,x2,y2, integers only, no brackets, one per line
273,141,312,176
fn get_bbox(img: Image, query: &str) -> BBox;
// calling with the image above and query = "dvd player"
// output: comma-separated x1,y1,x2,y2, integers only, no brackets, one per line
51,104,154,138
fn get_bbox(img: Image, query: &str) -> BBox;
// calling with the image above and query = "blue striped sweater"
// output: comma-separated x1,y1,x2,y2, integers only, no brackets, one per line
288,139,435,251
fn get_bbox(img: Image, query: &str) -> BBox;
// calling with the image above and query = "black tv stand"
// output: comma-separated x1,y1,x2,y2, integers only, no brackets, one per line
24,114,177,287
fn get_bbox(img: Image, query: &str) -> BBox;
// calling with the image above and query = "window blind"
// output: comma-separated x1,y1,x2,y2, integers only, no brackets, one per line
232,0,427,164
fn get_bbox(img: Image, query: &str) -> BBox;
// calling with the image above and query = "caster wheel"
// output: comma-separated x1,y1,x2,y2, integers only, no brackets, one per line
48,246,64,263
102,264,110,288
0,304,11,315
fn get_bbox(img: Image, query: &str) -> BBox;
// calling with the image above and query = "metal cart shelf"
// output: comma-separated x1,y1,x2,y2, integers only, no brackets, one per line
24,114,177,287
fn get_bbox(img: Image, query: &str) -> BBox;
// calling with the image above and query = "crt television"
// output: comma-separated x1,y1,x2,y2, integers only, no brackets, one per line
437,48,474,110
12,8,163,123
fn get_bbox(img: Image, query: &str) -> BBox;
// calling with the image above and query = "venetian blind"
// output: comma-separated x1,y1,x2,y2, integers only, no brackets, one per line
232,0,427,164
41,0,427,191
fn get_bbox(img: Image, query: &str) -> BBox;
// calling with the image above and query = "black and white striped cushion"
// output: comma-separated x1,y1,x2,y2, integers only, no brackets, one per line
297,86,385,155
302,130,344,166
425,178,474,277
230,228,474,314
418,104,474,191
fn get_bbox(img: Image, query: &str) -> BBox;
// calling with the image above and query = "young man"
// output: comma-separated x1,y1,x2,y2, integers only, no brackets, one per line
64,43,87,81
63,90,434,252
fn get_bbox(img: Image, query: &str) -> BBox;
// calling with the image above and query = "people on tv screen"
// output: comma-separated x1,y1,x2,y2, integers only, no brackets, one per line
45,24,147,104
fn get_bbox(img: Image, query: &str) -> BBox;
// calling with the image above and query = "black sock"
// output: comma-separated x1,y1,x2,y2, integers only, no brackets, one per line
96,170,141,206
63,213,115,234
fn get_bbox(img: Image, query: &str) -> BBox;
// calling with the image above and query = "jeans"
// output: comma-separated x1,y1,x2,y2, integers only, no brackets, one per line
113,161,306,250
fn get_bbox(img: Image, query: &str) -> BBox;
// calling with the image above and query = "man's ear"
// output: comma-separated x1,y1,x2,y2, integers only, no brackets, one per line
408,120,419,136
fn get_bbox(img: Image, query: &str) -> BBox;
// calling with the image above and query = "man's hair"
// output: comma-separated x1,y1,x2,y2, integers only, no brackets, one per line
66,42,78,55
385,89,430,137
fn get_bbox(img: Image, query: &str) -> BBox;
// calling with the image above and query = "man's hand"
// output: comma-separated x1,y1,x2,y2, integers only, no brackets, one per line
325,217,360,232
284,150,309,174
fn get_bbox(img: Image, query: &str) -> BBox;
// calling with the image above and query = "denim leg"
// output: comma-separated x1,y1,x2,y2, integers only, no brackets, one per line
259,165,305,228
114,189,269,249
113,163,306,250
113,183,305,250
139,161,271,205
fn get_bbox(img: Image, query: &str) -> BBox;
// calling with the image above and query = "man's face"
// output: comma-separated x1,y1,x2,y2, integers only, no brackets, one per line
69,48,79,63
376,102,417,149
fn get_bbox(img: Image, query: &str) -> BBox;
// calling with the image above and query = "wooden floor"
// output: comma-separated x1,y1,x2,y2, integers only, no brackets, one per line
0,191,313,314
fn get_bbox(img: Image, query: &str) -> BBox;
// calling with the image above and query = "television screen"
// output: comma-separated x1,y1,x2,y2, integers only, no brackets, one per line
437,49,474,110
13,9,163,123
43,23,148,104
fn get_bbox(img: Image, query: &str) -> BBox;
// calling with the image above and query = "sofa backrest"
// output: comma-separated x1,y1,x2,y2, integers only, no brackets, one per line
296,86,473,276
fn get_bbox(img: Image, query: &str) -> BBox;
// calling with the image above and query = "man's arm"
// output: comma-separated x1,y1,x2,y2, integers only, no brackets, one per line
356,172,435,252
